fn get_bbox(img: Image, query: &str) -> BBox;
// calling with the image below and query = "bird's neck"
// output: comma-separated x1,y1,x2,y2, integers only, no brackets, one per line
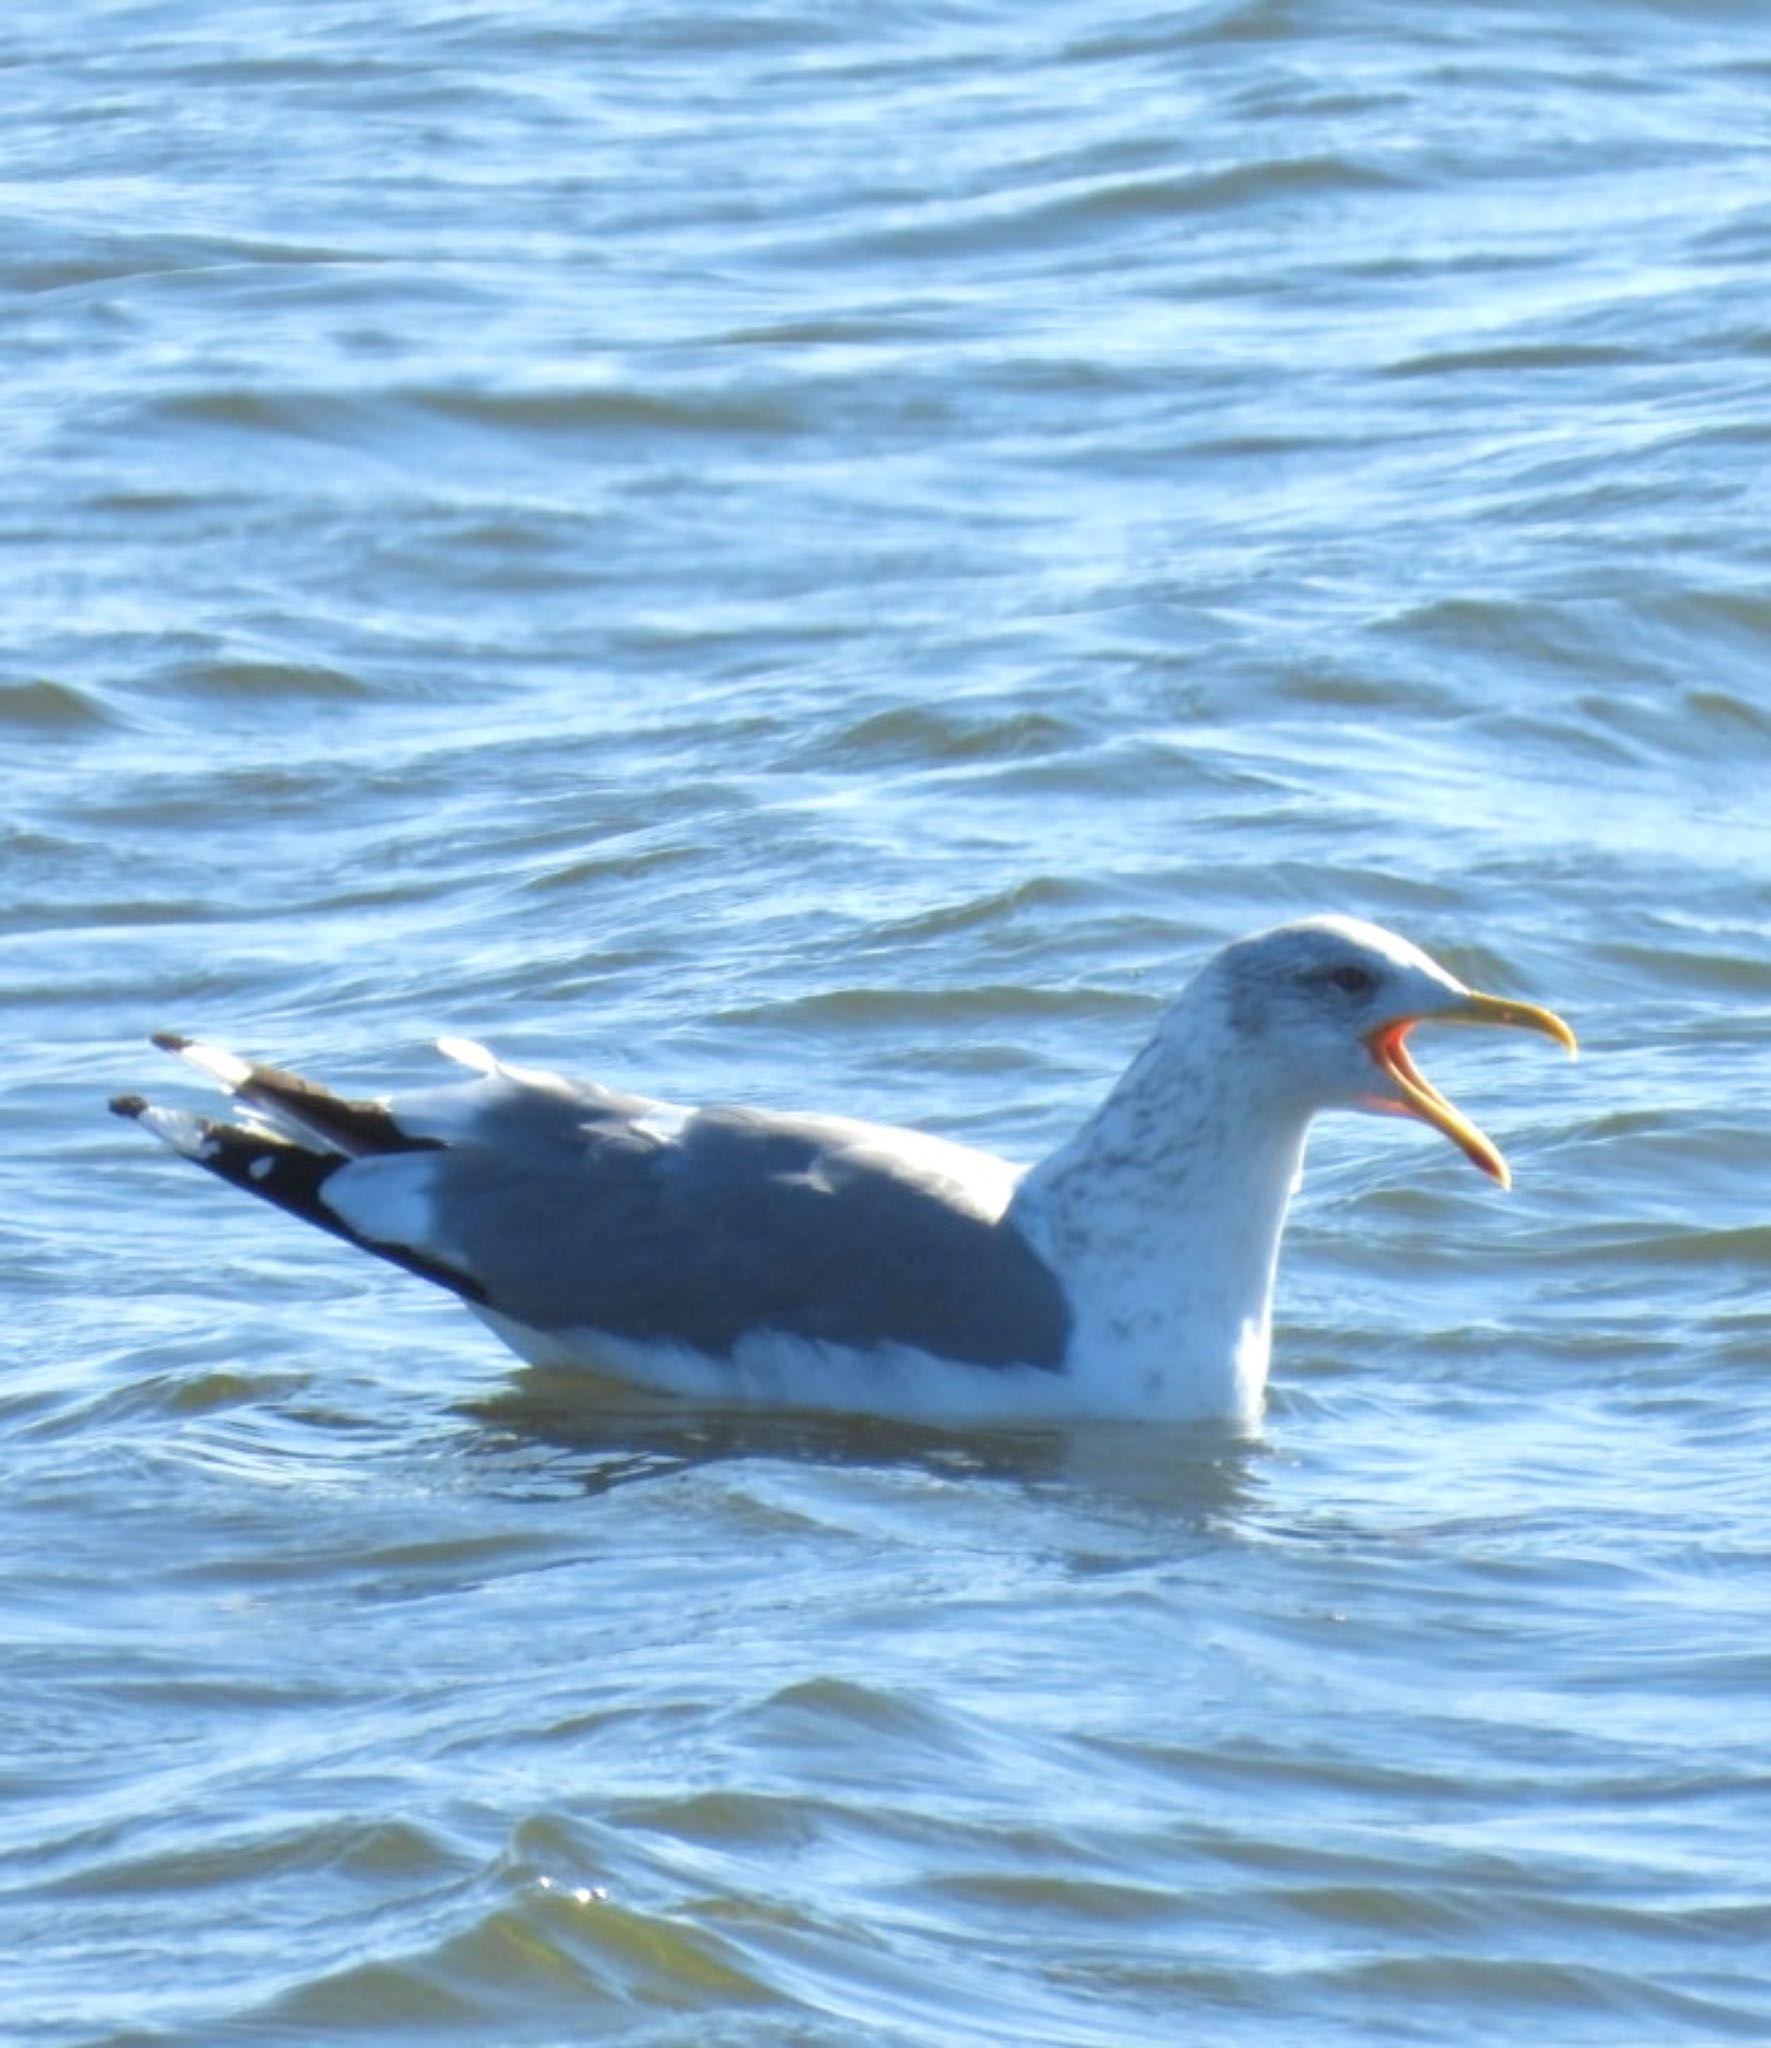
1009,1029,1311,1423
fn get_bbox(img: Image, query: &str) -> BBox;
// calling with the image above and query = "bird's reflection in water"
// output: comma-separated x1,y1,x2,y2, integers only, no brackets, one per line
462,1364,1266,1524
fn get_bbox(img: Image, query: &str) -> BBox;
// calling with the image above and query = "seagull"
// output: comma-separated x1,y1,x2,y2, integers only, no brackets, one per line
110,916,1575,1426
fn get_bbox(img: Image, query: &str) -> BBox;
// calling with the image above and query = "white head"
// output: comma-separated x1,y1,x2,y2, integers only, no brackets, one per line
1183,916,1577,1186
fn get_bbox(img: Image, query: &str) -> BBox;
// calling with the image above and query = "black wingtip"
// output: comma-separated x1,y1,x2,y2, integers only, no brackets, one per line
110,1093,149,1119
150,1031,191,1054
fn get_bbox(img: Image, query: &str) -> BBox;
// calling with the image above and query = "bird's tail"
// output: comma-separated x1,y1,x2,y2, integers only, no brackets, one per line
110,1040,485,1302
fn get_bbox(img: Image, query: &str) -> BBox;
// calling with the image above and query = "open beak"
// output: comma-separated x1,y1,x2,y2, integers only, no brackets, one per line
1363,992,1577,1189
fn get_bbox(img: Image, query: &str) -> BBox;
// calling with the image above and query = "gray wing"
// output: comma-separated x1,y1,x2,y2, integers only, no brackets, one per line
400,1085,1071,1371
120,1046,1071,1373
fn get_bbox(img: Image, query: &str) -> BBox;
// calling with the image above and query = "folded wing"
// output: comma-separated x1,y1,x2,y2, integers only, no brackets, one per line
114,1042,1071,1372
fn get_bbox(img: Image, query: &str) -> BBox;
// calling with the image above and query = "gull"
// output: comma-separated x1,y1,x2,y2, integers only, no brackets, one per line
111,916,1575,1426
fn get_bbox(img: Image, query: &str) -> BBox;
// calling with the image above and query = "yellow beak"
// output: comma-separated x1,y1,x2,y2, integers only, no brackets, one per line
1363,992,1577,1189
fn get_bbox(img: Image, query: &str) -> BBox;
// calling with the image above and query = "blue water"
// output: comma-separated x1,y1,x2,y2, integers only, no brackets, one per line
5,2,1771,2041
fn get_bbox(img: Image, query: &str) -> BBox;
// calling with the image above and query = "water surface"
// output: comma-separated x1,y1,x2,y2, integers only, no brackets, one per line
5,2,1771,2041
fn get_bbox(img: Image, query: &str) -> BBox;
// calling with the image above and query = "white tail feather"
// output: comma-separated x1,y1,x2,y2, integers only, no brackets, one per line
436,1036,499,1076
166,1039,254,1092
133,1105,225,1161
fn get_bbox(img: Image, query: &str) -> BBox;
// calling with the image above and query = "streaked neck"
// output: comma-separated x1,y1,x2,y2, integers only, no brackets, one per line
1009,1022,1311,1421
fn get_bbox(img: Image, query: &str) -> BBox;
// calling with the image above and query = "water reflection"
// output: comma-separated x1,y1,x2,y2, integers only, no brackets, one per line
461,1364,1265,1522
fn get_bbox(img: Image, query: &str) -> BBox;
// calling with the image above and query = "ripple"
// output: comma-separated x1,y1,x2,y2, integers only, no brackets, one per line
828,154,1408,263
263,1885,778,2030
158,658,371,703
408,381,807,439
718,982,1139,1029
3,228,366,294
812,704,1082,768
1038,154,1410,224
0,679,114,731
38,1814,466,1900
1306,1954,1767,2036
1385,341,1649,378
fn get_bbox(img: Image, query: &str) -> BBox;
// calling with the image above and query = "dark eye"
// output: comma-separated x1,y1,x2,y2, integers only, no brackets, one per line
1329,964,1374,995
